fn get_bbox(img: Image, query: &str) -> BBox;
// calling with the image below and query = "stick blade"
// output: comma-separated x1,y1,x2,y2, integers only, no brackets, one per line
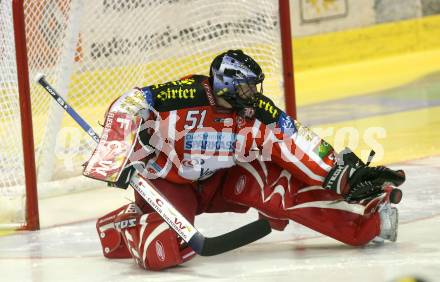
189,219,271,256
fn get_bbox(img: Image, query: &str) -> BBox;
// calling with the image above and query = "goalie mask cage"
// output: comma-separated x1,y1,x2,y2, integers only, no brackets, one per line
0,0,295,230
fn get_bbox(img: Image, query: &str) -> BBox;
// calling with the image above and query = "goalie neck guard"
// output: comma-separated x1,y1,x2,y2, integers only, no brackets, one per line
210,50,265,112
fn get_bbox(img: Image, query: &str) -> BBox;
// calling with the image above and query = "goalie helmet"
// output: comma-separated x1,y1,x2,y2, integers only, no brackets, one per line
210,50,264,111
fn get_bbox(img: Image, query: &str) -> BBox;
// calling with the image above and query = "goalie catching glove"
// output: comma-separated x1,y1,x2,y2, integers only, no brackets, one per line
323,149,405,202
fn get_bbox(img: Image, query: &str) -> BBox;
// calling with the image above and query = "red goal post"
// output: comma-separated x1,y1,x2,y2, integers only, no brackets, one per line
1,0,295,230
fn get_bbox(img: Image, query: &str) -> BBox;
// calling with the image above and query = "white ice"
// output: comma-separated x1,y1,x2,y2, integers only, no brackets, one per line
0,157,439,282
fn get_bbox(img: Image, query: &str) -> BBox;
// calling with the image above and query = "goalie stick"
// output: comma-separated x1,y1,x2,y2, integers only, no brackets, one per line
35,73,271,256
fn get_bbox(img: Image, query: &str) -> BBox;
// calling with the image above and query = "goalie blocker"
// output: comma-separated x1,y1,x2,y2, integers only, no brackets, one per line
82,111,153,187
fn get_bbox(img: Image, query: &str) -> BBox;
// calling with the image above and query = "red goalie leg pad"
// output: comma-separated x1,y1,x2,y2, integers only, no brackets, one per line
285,203,381,246
122,212,196,271
96,205,132,259
223,160,293,220
224,161,381,245
258,213,289,231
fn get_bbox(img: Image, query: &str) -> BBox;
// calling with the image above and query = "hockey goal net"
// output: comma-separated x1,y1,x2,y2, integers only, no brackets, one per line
0,0,294,230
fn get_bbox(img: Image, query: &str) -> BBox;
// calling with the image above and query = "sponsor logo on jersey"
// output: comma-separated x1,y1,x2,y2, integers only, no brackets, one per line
118,89,146,112
151,78,198,102
182,158,205,168
202,79,216,106
315,140,332,158
156,87,197,102
140,86,155,106
278,113,297,136
184,132,237,152
295,120,314,142
151,78,196,90
214,117,234,126
257,99,279,118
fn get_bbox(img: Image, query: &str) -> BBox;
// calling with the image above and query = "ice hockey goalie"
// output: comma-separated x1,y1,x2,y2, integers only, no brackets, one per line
84,50,405,271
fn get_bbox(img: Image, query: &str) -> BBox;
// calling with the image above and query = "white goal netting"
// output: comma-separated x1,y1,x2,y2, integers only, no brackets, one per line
0,0,287,228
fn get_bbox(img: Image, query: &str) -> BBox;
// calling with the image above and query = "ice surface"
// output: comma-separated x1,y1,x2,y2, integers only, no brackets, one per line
0,157,439,282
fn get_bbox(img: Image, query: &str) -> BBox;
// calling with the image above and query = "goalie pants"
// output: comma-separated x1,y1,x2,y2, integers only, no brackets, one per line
97,160,382,270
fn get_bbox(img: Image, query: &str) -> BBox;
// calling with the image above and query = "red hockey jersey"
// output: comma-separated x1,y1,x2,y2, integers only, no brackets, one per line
104,75,336,186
